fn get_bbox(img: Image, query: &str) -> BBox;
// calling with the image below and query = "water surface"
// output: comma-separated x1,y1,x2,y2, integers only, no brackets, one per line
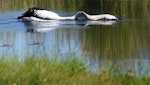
0,0,150,76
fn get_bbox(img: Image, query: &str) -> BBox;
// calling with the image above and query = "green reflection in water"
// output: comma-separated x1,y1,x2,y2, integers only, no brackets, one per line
80,21,150,59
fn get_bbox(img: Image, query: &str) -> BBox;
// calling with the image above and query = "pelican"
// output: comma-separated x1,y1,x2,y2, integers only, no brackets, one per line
75,11,118,20
18,7,75,21
18,7,119,21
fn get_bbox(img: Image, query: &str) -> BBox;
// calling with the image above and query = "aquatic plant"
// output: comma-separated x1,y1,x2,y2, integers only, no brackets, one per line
0,55,149,85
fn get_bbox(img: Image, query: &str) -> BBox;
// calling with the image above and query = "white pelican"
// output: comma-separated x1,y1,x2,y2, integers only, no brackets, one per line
18,7,119,21
75,11,118,20
18,7,75,21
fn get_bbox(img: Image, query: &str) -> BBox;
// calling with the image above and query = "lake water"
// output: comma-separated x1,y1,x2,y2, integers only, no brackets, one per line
0,0,150,76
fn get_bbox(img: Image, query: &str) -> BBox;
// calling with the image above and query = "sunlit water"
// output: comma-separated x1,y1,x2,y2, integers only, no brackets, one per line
0,0,150,76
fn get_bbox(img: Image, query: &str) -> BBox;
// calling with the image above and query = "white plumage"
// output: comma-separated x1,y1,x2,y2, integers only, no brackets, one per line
88,14,118,20
34,10,60,20
18,7,119,21
75,11,118,20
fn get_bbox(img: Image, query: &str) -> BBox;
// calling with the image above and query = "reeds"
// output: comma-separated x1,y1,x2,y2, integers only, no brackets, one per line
0,55,149,85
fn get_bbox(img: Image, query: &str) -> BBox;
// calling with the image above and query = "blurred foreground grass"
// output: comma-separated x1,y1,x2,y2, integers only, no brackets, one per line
0,55,149,85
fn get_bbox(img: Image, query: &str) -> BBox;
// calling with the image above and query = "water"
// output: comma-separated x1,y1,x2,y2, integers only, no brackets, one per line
0,0,150,76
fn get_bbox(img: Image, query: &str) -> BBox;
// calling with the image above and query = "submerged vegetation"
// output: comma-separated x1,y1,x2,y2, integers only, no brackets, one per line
0,55,149,85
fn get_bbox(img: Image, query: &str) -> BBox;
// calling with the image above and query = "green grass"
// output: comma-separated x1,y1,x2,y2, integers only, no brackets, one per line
0,55,149,85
